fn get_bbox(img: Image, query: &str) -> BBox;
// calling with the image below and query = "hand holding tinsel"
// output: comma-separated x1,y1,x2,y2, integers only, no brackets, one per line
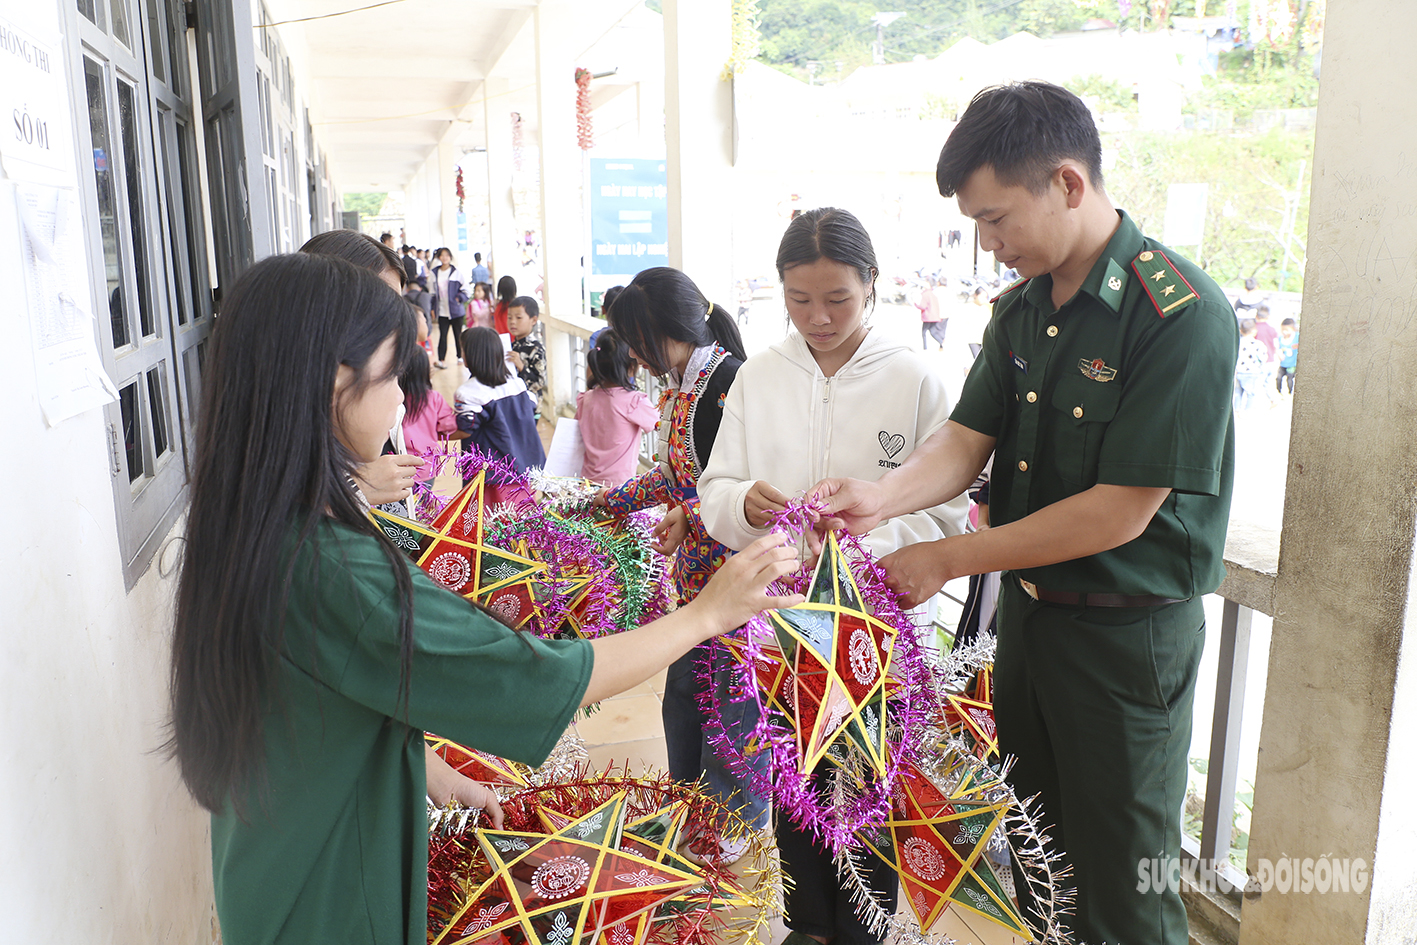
700,497,936,853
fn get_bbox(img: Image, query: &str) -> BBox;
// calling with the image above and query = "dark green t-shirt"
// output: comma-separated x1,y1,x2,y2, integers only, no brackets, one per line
951,210,1238,599
210,520,593,945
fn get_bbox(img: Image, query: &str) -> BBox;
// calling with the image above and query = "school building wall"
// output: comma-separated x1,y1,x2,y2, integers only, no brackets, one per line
0,3,214,940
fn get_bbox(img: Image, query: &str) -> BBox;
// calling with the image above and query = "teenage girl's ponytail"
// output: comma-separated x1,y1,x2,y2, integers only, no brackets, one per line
705,301,747,362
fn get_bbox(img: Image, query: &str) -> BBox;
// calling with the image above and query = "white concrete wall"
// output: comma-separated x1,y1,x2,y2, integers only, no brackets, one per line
0,10,214,944
1242,1,1417,943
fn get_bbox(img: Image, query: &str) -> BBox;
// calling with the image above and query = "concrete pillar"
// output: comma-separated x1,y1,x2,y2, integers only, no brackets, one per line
662,0,734,310
1241,2,1417,943
533,0,584,320
482,77,518,285
436,128,459,256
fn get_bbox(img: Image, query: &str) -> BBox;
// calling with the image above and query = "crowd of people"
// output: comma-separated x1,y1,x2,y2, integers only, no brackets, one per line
1233,278,1301,412
173,82,1241,945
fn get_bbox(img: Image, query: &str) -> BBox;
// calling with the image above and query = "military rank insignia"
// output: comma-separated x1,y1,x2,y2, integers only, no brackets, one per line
990,276,1027,304
1132,249,1198,317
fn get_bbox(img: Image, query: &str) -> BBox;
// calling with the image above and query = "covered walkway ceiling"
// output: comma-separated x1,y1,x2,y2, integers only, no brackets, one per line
266,0,647,190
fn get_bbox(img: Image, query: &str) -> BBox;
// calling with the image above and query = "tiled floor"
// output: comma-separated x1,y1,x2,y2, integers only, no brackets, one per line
427,356,1019,945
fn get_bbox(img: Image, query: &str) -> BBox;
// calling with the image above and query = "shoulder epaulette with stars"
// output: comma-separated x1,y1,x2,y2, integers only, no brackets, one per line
1131,249,1198,317
990,276,1028,304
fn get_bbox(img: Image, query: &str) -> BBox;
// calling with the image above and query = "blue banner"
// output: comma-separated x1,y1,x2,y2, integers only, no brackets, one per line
589,158,668,282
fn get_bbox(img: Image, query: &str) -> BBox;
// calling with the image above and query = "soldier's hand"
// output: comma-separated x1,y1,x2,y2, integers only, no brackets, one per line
808,477,886,536
879,540,953,610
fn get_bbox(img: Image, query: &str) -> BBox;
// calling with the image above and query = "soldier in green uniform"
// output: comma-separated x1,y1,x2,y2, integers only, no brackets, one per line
813,82,1237,945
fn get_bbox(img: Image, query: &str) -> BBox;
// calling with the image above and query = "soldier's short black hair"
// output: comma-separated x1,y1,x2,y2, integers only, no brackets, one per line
936,81,1104,198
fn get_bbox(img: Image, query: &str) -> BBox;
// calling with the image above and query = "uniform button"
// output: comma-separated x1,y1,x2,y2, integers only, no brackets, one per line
1026,391,1037,403
1046,325,1059,337
1018,460,1029,472
1073,406,1084,419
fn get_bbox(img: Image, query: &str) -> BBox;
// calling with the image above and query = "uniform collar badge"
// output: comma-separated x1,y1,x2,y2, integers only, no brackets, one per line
1098,257,1129,312
1079,357,1118,382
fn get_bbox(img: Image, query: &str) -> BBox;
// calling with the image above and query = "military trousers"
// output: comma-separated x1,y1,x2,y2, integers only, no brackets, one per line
995,574,1204,945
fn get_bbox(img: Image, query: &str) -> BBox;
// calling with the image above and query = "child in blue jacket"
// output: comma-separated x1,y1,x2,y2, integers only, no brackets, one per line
454,327,546,474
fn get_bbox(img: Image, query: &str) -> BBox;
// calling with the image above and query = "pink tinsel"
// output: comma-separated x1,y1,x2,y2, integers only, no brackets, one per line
407,445,669,638
698,500,940,852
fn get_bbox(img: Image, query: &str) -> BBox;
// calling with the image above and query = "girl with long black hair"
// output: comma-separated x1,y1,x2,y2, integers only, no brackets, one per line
300,228,425,511
167,253,800,945
598,266,763,863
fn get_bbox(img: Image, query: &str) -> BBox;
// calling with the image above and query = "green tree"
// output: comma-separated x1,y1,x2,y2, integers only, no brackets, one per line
342,192,388,218
1105,129,1312,290
756,0,875,77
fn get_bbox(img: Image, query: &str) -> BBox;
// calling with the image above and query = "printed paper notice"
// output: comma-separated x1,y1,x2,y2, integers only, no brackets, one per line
16,183,118,426
0,16,76,187
543,418,586,478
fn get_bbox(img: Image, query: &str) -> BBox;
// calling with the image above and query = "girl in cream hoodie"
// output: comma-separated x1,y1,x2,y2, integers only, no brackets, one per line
699,208,969,945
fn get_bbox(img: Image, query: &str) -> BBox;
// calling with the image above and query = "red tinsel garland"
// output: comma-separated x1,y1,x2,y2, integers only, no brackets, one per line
575,67,593,150
455,166,464,213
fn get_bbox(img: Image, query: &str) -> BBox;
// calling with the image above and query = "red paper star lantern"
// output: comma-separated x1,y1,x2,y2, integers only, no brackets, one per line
432,793,701,945
371,471,545,627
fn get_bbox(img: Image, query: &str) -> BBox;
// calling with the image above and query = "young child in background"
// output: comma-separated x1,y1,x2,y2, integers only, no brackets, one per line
454,326,546,474
1277,317,1299,393
1234,317,1273,412
493,275,517,334
506,296,547,416
399,348,464,482
466,282,493,329
575,331,659,487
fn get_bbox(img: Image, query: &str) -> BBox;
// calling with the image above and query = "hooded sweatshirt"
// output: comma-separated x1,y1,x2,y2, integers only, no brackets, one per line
699,328,969,559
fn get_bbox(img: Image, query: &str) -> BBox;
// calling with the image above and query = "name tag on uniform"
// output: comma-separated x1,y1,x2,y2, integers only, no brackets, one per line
1010,350,1028,374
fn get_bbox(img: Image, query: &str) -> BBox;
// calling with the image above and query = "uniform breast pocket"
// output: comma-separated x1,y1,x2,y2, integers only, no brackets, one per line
1050,375,1121,485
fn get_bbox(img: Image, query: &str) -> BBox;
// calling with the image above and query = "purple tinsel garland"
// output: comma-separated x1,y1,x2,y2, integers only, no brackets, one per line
698,499,941,852
403,444,669,638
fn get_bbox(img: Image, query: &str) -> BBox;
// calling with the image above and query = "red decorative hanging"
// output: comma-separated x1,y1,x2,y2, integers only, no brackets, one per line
575,67,593,151
511,111,523,171
455,166,465,213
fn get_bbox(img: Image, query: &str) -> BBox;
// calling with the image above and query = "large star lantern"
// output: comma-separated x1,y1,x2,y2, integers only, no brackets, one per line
426,735,531,790
941,666,999,759
370,470,546,628
431,793,702,945
754,530,899,779
856,759,1032,939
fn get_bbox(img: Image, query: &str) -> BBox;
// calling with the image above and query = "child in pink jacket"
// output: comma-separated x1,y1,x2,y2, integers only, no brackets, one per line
399,351,462,480
575,331,658,486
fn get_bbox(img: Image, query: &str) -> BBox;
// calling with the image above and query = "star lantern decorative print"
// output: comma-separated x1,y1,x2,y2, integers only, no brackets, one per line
427,770,780,945
369,469,545,628
757,529,898,780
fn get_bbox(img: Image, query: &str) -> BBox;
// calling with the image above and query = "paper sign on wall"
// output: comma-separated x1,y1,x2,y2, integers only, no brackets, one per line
0,16,76,187
16,183,119,426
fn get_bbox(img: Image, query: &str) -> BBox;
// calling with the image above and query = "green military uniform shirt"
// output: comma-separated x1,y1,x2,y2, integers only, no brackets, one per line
951,210,1238,599
211,520,594,945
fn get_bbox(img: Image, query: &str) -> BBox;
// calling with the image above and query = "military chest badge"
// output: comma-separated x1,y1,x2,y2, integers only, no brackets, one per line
1079,357,1118,382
